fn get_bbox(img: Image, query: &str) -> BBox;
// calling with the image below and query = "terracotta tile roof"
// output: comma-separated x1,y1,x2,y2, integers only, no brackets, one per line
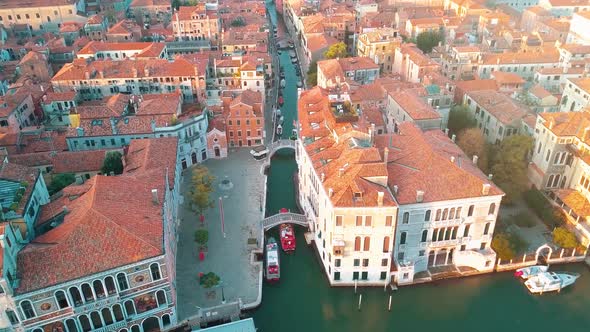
375,123,503,204
0,0,76,8
8,152,53,168
546,0,590,7
177,4,218,20
539,110,590,144
455,79,499,93
400,44,440,67
130,0,170,7
569,77,590,93
305,33,338,53
52,150,108,174
480,47,560,65
17,131,69,154
466,90,530,126
42,91,77,104
491,71,525,84
318,57,379,85
389,89,441,120
87,15,104,25
16,137,177,294
529,84,552,99
78,41,166,58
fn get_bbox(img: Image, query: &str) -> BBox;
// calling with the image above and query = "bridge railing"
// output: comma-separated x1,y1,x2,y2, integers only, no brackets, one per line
262,212,307,229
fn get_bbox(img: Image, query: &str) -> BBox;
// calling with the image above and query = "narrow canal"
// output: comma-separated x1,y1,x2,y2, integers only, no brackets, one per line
254,1,590,331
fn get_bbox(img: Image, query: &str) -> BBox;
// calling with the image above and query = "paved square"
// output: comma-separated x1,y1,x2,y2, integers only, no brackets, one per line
176,149,265,320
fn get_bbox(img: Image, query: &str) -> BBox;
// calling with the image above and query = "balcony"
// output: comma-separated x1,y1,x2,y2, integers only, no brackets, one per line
429,239,460,248
74,294,120,314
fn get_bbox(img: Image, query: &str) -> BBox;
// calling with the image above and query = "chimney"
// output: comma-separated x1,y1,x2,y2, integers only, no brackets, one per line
84,71,90,80
99,70,104,78
393,185,398,195
473,155,479,164
321,172,325,182
444,128,449,136
451,134,456,142
377,191,384,207
383,147,389,164
482,183,491,195
328,188,334,197
75,174,84,184
151,119,156,132
63,206,69,214
548,119,554,129
151,189,159,204
144,67,150,76
416,190,424,203
370,123,376,144
584,127,590,141
76,127,84,137
450,156,455,163
132,67,138,78
488,174,493,180
109,171,115,176
339,167,345,177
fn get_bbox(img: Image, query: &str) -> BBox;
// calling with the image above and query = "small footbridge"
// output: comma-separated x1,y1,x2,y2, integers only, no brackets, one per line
262,212,308,231
269,139,296,157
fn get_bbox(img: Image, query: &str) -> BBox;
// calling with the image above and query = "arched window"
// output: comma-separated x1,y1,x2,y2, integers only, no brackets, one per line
421,230,428,242
435,209,441,221
402,212,409,224
69,287,83,307
112,304,125,322
424,210,431,221
484,222,491,235
150,263,162,281
55,290,69,309
156,290,167,307
131,325,141,332
546,149,551,162
354,236,361,251
547,174,555,188
20,300,35,319
553,174,561,188
32,329,42,332
162,314,171,327
554,152,561,164
382,236,390,253
449,208,456,219
104,276,117,295
400,232,407,245
363,237,371,251
124,300,135,317
102,307,113,325
117,273,129,291
456,207,462,218
561,176,567,188
90,311,103,328
463,224,471,237
488,203,496,215
467,205,475,217
560,153,567,164
65,318,78,332
120,329,129,332
81,283,94,302
442,208,448,220
79,315,92,332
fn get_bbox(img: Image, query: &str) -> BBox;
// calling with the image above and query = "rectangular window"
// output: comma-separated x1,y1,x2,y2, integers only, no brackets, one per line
353,272,359,280
380,271,387,280
398,252,404,261
353,259,360,267
365,216,372,226
362,259,369,267
361,272,368,280
334,272,340,280
385,215,393,226
381,258,388,266
355,216,362,226
419,250,425,256
480,242,487,250
335,259,341,267
335,216,342,226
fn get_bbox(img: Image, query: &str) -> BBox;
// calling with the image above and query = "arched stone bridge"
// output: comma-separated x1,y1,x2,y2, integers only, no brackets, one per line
269,139,296,157
262,212,308,231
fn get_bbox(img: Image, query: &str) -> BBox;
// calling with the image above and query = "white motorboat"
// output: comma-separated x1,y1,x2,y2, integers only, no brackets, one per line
280,79,286,88
276,124,283,136
514,265,549,279
524,271,580,294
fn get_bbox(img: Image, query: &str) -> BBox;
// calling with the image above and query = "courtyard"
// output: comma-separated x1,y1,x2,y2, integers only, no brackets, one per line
176,149,266,320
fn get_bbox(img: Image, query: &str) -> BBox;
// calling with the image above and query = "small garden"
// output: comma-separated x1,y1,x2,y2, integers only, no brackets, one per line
523,189,567,228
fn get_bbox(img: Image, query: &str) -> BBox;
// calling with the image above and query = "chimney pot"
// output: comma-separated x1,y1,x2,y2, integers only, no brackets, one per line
393,185,398,195
339,167,345,177
416,190,424,203
473,155,479,164
451,134,456,142
482,183,491,195
377,191,384,207
488,173,493,180
321,172,325,182
444,128,449,135
152,189,159,204
384,147,389,164
451,156,455,163
329,188,334,197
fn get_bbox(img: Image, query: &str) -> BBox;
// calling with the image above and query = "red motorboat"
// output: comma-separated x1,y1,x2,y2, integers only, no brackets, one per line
278,96,284,105
280,223,296,252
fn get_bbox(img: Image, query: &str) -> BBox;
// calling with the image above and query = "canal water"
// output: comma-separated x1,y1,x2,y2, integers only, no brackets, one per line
254,2,590,332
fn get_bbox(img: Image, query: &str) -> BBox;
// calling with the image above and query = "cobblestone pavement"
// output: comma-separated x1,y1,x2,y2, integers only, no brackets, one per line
176,149,265,320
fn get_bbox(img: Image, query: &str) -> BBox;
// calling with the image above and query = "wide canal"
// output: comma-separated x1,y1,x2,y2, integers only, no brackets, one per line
252,2,590,332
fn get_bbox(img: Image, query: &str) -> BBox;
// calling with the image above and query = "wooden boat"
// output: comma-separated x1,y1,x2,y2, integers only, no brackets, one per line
280,223,296,252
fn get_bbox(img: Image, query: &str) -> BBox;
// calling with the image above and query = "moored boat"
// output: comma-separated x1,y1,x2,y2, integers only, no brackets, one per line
280,223,296,252
265,237,280,282
524,271,580,294
280,79,286,88
278,96,284,105
514,265,549,279
276,124,283,136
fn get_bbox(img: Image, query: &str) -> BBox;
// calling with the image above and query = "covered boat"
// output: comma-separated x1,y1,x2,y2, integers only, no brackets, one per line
280,223,296,252
265,237,280,282
514,265,549,279
276,124,283,136
524,271,580,294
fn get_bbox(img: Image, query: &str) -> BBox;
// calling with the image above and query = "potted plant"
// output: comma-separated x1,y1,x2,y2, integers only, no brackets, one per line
195,229,209,260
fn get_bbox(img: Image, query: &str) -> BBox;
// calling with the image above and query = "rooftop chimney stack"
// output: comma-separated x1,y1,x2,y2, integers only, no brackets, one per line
329,188,334,197
393,185,398,195
444,128,449,136
488,174,493,180
451,134,456,142
482,183,491,195
416,190,424,203
151,189,159,204
370,123,376,144
473,155,479,164
339,168,345,177
383,147,389,164
377,191,384,207
450,156,455,163
321,172,325,182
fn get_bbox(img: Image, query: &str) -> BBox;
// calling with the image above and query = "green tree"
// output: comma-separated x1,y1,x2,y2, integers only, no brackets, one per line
492,232,516,260
490,135,533,204
194,229,209,248
199,272,220,288
456,128,489,172
190,166,216,216
447,105,476,136
101,151,124,175
553,227,579,248
306,60,318,86
416,30,444,54
231,16,246,27
48,173,75,195
324,42,348,59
